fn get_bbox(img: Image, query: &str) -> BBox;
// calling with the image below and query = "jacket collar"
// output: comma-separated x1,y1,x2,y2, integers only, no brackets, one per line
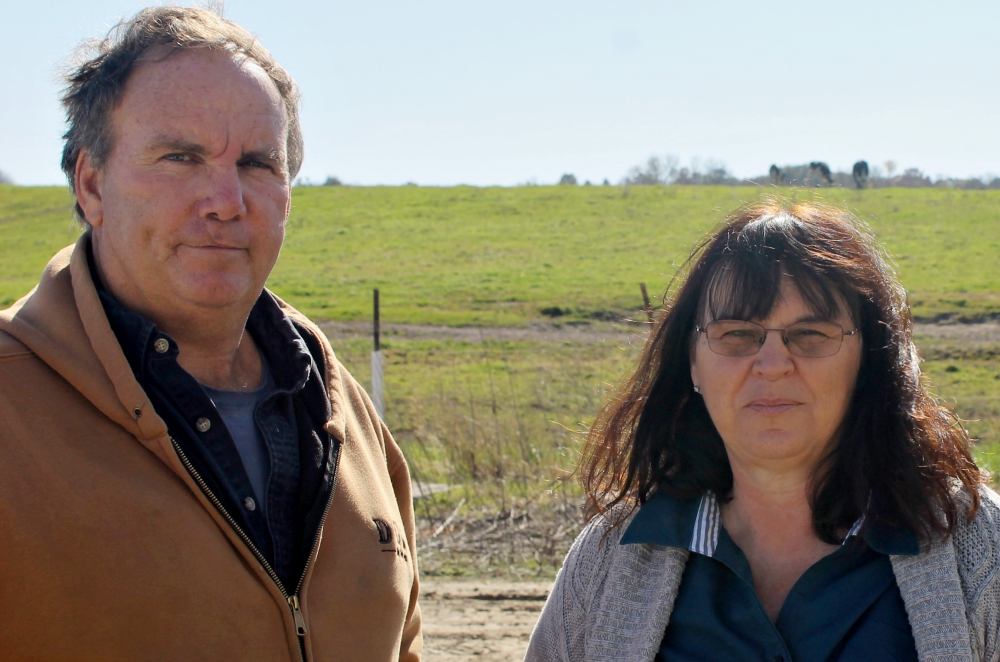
0,235,158,440
0,235,347,446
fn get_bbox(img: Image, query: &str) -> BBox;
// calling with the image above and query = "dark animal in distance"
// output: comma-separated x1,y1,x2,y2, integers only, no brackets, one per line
809,162,834,185
769,165,783,186
852,161,869,189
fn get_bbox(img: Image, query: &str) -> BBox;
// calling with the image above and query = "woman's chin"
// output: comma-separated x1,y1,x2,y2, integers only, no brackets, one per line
729,431,822,465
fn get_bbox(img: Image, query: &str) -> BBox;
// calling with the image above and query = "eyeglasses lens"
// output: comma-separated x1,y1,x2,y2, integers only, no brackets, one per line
705,321,845,357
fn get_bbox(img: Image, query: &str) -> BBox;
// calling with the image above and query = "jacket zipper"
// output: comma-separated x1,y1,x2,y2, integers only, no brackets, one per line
170,436,338,661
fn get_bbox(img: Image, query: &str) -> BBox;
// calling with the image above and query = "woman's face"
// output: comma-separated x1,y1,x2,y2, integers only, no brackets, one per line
690,279,863,473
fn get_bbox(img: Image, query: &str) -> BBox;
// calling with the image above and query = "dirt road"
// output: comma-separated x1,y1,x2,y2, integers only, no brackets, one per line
321,319,1000,345
420,580,550,661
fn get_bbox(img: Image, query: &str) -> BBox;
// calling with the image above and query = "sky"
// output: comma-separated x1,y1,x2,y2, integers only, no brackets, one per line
2,0,999,187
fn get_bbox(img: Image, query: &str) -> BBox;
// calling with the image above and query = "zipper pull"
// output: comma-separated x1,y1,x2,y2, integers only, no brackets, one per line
288,595,307,636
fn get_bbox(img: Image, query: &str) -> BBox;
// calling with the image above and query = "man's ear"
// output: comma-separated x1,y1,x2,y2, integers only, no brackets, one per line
75,148,105,228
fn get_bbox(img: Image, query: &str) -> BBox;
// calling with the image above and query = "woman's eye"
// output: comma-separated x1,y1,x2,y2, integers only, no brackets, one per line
789,328,830,341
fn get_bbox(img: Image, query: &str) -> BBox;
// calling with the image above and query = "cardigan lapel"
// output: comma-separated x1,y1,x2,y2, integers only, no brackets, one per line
891,539,974,661
586,544,689,662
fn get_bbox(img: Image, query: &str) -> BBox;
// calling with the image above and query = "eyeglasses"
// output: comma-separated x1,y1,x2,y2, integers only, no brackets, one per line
695,320,857,358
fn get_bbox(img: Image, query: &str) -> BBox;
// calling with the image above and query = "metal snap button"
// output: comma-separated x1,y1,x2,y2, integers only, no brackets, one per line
154,338,170,353
195,417,211,433
243,497,256,511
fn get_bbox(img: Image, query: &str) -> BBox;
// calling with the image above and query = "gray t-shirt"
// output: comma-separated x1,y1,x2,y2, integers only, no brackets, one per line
202,360,275,510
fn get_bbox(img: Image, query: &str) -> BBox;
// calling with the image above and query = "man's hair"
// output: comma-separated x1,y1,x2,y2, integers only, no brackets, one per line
60,6,303,222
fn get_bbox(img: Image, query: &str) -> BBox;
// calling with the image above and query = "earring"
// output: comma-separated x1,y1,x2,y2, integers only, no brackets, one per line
693,385,701,393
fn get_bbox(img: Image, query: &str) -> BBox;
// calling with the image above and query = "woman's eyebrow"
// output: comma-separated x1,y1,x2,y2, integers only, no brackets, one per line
792,314,834,323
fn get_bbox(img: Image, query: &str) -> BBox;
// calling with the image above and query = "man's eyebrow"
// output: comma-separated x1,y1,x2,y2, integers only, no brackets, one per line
149,138,209,155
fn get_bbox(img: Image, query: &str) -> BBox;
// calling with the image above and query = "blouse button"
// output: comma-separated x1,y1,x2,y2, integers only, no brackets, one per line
154,338,170,353
195,417,211,433
243,497,256,512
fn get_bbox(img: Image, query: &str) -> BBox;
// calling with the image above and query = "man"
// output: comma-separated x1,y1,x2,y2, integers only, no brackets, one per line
0,7,420,661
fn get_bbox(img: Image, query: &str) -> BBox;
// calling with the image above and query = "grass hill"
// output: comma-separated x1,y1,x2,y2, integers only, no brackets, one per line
3,184,999,324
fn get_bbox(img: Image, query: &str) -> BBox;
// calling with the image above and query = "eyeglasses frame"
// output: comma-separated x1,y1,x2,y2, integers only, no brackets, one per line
694,319,858,358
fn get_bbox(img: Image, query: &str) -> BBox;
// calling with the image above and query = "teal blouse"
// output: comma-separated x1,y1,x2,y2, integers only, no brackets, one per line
621,492,920,662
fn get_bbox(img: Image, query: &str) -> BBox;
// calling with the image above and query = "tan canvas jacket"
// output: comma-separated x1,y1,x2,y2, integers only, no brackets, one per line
0,237,421,661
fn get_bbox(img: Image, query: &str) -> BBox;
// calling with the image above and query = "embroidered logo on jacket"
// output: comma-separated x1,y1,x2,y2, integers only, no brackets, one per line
374,517,408,560
374,518,393,545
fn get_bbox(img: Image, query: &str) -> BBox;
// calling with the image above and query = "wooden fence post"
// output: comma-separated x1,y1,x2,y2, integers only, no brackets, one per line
640,282,654,323
371,288,385,419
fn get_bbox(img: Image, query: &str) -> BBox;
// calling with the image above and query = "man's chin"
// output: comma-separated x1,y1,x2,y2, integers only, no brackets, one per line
171,276,259,310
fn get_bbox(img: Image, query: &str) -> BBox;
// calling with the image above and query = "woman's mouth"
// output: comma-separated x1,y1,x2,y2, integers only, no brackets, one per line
745,399,800,415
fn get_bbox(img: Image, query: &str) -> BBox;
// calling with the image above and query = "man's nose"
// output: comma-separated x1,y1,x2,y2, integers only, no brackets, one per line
198,166,247,222
752,330,795,378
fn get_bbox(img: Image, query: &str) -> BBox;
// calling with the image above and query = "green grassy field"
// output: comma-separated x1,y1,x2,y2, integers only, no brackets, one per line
2,182,998,576
3,184,1000,323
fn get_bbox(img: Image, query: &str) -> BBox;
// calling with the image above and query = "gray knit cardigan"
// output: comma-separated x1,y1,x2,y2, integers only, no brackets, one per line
525,487,1000,662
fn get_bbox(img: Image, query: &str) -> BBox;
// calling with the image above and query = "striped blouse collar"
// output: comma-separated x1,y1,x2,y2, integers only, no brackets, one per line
621,491,918,556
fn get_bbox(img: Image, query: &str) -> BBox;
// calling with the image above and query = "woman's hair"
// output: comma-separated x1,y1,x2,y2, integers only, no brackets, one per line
581,196,985,543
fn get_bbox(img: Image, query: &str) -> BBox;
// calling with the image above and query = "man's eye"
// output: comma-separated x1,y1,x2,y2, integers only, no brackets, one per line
241,159,273,170
163,153,192,162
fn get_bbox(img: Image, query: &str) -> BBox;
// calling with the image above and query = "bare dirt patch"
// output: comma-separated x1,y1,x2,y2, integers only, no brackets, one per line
319,320,646,345
416,497,582,580
419,580,550,661
912,320,1000,343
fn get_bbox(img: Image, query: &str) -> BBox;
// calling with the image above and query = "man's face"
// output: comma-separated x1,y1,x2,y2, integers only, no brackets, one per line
81,48,291,320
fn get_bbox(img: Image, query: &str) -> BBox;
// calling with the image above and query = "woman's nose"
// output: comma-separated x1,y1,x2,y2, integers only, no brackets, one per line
753,330,795,378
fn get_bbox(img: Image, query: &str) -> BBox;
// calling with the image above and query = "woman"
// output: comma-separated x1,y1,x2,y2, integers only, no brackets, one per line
526,198,1000,662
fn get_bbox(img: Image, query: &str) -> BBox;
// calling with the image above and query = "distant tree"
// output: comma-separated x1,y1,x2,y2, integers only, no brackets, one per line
622,155,742,186
0,169,12,185
894,168,932,188
852,161,869,189
323,176,342,186
623,157,664,185
769,164,783,185
559,173,578,186
700,159,733,185
622,155,683,185
884,160,897,178
602,178,610,186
